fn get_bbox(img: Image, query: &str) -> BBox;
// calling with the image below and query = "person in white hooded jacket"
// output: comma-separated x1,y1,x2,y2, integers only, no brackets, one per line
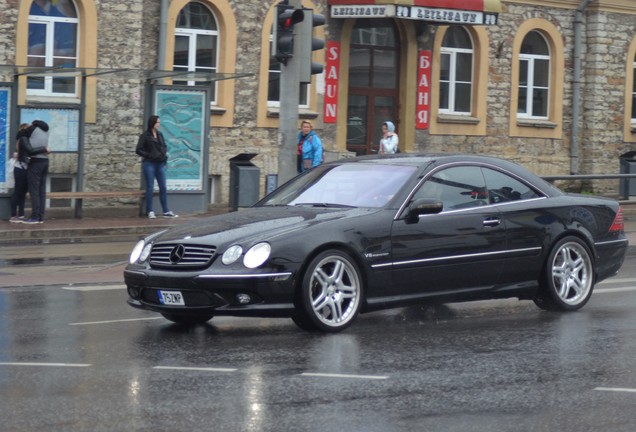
379,121,399,154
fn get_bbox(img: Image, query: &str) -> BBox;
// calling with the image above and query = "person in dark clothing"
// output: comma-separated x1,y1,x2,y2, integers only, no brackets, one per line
9,124,36,222
135,115,178,219
21,120,51,224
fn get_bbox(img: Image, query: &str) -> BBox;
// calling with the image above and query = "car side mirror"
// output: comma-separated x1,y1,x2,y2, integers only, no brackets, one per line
405,198,443,223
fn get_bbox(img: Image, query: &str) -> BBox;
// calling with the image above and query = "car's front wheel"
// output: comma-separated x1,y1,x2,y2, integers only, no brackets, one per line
160,313,214,325
534,236,594,311
296,250,363,332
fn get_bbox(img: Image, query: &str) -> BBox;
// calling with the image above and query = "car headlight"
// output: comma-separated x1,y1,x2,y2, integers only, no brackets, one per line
129,240,145,264
129,230,167,264
243,242,271,269
222,245,243,265
139,242,153,263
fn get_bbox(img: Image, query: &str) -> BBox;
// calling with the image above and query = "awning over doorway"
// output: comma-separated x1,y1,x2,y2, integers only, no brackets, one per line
328,0,501,25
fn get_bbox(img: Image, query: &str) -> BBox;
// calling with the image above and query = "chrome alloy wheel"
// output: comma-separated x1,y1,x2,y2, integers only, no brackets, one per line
302,251,362,331
549,240,593,307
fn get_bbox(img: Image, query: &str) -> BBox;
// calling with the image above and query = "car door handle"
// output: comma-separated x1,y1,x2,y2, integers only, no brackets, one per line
483,218,501,227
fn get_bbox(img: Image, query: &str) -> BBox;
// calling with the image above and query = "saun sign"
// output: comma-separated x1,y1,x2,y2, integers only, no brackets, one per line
324,41,341,123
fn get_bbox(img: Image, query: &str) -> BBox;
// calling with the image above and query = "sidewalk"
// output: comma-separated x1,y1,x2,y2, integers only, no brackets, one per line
0,211,634,289
0,211,217,289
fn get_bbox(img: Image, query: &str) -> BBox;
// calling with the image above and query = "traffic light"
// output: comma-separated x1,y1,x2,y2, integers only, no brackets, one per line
273,1,304,64
298,9,325,83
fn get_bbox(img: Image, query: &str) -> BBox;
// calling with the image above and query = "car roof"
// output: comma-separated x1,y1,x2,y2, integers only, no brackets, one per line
326,153,563,197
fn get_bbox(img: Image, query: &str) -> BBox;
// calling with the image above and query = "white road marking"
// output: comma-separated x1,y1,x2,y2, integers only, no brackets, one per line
0,362,91,367
594,286,636,294
595,387,636,394
598,278,636,285
301,372,388,380
153,366,237,372
68,317,162,326
62,285,126,291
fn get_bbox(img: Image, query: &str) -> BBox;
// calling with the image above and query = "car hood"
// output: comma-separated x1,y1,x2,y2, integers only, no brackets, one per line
151,206,376,247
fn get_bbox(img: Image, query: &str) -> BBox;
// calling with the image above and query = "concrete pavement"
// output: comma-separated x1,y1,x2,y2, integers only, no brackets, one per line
0,211,216,288
0,210,634,289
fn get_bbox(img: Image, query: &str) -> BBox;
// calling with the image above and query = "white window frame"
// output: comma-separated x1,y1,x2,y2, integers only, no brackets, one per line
518,38,550,120
27,15,79,97
267,32,310,108
632,59,636,124
174,27,219,104
439,46,473,115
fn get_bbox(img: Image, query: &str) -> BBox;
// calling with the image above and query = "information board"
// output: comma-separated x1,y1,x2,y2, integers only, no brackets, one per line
20,107,80,152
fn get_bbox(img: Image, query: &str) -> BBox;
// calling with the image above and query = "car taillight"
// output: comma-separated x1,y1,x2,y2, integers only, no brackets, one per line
609,206,625,233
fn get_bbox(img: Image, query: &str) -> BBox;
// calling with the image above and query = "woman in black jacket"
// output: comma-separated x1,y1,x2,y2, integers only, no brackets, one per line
9,122,50,223
9,124,31,222
135,115,177,219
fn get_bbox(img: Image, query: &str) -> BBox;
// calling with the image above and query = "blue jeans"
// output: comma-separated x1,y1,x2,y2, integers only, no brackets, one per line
142,160,169,214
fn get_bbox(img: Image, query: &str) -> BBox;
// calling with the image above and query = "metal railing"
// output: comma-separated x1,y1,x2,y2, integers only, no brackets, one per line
541,173,636,202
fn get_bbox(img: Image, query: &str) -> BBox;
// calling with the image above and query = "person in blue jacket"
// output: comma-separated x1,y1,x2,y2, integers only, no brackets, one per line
297,120,323,173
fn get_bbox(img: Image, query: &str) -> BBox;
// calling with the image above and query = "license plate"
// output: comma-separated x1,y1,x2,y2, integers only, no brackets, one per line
158,290,185,306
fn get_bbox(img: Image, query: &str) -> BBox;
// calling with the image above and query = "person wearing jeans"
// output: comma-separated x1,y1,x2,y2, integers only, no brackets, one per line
135,115,178,219
9,124,33,222
141,159,170,218
22,120,51,224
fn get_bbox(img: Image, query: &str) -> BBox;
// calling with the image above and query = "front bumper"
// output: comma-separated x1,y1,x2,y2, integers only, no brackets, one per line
124,268,298,317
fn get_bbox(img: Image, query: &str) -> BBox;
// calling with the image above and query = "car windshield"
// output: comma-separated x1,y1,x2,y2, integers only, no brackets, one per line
260,163,417,208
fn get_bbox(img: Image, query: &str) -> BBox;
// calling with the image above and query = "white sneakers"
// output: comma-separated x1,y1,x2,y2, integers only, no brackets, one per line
148,210,178,219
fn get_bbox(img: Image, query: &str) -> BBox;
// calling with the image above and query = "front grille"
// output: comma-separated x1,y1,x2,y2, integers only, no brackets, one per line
150,243,216,268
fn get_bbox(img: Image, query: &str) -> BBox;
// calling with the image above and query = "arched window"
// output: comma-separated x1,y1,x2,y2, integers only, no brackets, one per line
518,31,550,118
439,26,473,114
27,0,79,96
174,2,219,102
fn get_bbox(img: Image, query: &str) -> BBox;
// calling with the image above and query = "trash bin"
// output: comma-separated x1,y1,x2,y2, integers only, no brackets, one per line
229,153,260,211
619,151,636,198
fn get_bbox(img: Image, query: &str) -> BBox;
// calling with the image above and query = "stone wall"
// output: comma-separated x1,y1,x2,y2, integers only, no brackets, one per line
420,3,578,177
1,0,635,212
583,10,636,179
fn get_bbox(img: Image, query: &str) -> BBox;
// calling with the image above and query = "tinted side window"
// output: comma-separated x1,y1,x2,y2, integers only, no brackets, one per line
482,167,541,204
414,166,488,210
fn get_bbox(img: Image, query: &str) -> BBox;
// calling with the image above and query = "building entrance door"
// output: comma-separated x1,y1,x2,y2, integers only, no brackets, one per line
346,19,400,156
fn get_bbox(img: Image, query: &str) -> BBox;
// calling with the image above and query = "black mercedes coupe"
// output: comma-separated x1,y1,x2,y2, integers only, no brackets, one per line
124,154,628,332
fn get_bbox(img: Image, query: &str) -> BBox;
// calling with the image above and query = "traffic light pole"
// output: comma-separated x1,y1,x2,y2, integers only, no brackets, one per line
277,0,302,185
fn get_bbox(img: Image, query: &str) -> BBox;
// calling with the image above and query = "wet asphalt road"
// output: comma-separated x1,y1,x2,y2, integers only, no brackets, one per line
2,266,636,431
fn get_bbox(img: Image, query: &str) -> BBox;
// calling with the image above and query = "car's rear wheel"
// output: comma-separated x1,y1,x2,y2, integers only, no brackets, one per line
533,236,594,311
160,313,214,325
295,250,362,332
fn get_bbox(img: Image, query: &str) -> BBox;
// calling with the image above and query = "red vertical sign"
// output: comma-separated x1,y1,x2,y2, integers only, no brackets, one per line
323,41,340,123
416,50,431,130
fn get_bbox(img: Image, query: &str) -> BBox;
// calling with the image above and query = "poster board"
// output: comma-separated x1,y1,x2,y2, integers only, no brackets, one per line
154,88,206,191
0,87,12,193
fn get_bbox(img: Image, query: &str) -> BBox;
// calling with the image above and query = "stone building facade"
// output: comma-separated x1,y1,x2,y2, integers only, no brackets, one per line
0,0,635,218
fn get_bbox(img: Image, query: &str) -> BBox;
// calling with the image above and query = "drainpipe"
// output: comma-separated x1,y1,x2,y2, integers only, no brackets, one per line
571,0,594,174
158,0,169,72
